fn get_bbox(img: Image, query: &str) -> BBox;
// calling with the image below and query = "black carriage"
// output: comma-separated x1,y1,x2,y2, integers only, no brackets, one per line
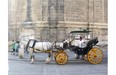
54,30,103,65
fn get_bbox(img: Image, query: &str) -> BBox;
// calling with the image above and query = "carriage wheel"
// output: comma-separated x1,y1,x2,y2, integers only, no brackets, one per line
83,54,88,61
54,50,64,59
87,48,103,64
55,52,68,65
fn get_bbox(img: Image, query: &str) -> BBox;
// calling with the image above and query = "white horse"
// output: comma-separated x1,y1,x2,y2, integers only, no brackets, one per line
19,39,66,64
34,41,54,63
19,37,83,64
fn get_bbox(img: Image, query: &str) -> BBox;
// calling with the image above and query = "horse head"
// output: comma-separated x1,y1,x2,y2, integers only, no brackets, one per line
62,39,74,49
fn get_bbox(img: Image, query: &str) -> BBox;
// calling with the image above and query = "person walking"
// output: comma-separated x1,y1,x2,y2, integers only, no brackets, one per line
14,41,20,55
11,40,16,55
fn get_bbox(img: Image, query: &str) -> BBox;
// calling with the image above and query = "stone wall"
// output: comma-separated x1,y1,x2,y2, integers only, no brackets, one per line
8,0,108,41
65,0,88,22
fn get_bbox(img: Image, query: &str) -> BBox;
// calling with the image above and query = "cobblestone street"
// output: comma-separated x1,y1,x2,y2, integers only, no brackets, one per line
8,47,107,75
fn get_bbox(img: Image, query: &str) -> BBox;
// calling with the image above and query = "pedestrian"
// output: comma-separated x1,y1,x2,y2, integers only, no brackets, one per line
11,40,15,55
14,41,20,55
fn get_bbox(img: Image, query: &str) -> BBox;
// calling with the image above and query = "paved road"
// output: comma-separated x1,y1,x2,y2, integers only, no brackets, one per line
8,47,107,75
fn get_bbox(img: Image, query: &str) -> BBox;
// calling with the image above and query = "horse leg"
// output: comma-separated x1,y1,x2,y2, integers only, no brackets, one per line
25,45,29,54
46,52,52,64
31,54,35,64
29,48,35,64
19,44,24,59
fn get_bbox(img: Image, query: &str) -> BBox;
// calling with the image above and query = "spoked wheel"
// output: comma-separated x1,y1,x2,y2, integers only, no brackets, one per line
87,48,103,64
55,52,68,65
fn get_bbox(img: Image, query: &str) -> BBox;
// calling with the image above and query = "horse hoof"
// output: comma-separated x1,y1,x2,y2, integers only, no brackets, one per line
46,60,50,64
46,58,50,64
31,58,35,64
31,62,34,64
31,60,34,64
31,62,33,64
46,61,50,64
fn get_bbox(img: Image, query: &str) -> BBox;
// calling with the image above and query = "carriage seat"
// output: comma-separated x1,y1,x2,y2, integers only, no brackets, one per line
72,37,99,51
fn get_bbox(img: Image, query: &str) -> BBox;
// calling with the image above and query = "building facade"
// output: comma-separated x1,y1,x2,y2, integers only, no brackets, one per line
8,0,108,42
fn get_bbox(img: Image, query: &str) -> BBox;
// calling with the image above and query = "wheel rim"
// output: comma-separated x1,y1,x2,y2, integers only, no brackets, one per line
55,52,68,65
54,50,64,59
87,48,103,64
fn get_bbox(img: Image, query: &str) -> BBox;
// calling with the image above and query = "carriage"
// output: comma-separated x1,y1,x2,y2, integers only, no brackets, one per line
53,30,103,65
18,30,103,65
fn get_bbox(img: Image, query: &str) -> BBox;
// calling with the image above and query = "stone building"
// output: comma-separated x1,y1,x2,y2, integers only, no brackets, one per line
8,0,107,42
